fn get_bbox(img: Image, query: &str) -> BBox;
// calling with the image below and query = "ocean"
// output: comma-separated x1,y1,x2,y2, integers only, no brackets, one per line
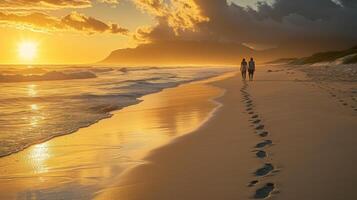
0,66,233,157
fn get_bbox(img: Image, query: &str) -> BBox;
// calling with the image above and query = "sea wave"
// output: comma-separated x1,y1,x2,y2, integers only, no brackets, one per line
0,66,235,157
0,71,97,83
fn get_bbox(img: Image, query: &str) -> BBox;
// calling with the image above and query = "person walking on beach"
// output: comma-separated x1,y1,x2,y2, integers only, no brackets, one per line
248,57,256,81
240,58,248,80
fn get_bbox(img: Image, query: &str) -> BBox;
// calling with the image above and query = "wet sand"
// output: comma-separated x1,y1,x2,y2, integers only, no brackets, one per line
0,74,230,199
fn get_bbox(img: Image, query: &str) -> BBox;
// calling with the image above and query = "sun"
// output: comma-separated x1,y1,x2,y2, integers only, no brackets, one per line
18,41,38,61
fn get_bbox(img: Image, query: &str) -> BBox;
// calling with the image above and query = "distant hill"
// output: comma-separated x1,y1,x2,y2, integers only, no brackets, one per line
101,40,357,66
269,45,357,65
101,40,257,66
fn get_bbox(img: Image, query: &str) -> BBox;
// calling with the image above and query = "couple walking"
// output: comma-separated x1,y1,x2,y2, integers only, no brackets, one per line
240,58,255,81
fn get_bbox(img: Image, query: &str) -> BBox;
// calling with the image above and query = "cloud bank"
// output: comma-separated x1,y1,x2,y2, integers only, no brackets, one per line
0,0,119,10
62,12,128,34
0,0,126,35
134,0,357,54
0,11,128,34
0,0,92,9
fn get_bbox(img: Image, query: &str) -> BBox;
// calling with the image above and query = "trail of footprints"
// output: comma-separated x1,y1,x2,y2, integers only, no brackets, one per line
311,82,357,112
240,82,279,199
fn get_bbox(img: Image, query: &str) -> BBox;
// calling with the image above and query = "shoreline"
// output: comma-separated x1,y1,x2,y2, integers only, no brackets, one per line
95,71,260,200
95,66,357,200
0,72,234,199
0,72,232,159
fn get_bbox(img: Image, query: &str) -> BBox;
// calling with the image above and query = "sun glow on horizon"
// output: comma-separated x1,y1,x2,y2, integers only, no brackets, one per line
18,41,38,62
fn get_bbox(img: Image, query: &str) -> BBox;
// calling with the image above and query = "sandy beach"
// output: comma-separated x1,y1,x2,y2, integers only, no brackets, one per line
95,67,357,200
1,66,356,199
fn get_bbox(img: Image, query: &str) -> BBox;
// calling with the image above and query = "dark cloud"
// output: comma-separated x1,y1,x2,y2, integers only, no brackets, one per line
135,0,357,55
0,11,128,34
339,0,357,8
256,0,340,20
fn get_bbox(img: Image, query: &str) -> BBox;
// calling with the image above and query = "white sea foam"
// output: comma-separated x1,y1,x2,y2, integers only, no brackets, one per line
0,66,234,157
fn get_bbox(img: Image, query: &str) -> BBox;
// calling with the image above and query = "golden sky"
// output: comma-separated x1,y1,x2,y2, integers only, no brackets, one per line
0,0,268,64
0,0,355,65
0,1,150,64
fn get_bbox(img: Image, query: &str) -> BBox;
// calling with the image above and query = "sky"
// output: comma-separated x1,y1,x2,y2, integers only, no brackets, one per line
0,0,356,64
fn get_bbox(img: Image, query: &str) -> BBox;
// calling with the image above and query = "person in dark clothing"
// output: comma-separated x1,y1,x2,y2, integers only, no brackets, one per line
248,57,256,81
240,58,247,80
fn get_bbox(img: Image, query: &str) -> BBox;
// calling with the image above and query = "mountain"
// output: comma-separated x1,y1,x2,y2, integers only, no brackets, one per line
101,39,357,66
101,40,257,66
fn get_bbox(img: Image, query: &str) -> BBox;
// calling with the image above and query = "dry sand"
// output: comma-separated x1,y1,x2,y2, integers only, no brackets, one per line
95,67,357,200
1,66,356,200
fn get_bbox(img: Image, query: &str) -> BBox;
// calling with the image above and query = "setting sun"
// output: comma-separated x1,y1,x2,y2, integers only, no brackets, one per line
0,1,356,200
18,41,38,61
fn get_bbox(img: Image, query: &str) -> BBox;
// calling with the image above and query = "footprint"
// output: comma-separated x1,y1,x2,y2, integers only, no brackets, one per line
255,140,272,148
248,112,254,115
255,163,274,176
254,183,275,199
252,119,261,124
248,180,259,187
256,150,267,158
247,108,253,111
258,131,269,137
252,115,259,119
255,124,265,130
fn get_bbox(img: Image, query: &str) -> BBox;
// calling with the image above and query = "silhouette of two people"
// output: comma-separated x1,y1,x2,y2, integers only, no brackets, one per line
240,58,255,81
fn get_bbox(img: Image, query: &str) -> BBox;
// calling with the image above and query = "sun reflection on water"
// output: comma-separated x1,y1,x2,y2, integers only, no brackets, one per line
27,84,37,97
30,116,42,127
28,103,43,127
30,143,50,174
30,104,39,110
